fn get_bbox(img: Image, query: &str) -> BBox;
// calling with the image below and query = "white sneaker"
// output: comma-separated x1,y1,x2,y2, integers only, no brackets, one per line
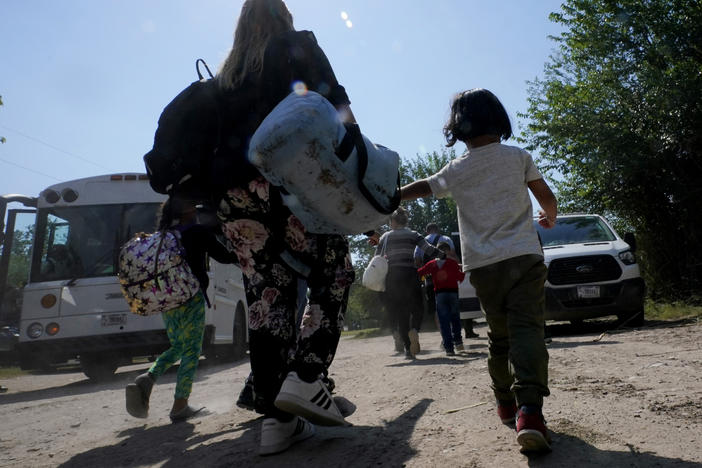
274,372,349,426
259,416,315,456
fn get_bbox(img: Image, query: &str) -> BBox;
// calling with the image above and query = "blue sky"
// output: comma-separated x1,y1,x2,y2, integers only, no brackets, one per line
0,0,565,200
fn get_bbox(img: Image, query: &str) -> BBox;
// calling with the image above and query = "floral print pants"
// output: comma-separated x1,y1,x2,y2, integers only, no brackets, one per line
218,177,354,416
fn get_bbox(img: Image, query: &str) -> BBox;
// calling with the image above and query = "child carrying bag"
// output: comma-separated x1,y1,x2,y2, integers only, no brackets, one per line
118,230,200,316
362,235,389,292
248,90,401,234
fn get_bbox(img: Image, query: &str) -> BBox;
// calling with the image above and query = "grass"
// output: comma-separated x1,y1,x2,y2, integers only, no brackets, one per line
341,327,386,339
645,300,702,321
0,366,28,379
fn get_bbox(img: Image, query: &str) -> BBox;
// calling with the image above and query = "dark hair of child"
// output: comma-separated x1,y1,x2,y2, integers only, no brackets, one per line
156,195,193,231
443,88,512,147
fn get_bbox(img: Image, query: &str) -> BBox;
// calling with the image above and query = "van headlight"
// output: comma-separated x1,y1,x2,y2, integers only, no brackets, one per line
619,250,637,265
27,322,43,339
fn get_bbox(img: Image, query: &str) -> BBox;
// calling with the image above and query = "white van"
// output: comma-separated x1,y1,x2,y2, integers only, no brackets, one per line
1,174,248,380
534,214,645,326
450,232,483,321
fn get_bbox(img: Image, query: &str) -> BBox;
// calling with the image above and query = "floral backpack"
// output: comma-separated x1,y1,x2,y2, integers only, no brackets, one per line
118,229,200,316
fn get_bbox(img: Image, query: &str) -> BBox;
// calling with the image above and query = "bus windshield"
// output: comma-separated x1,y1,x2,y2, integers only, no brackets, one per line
31,203,161,282
534,216,616,247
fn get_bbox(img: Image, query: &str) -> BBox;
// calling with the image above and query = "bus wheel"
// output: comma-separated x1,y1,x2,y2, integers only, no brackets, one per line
232,305,248,361
81,353,119,381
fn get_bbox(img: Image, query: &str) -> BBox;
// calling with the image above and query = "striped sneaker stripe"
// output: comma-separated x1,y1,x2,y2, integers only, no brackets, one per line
310,389,326,404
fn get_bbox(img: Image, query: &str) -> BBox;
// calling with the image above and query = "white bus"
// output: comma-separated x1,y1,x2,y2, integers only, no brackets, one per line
0,173,248,380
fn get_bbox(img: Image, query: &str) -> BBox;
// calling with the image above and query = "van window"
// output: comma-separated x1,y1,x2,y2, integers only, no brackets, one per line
534,217,616,247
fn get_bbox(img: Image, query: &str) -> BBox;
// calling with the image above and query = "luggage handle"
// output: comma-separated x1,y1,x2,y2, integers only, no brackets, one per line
196,58,214,80
335,123,401,215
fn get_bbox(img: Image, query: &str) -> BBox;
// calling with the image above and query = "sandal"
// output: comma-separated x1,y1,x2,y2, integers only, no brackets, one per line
169,405,206,423
125,373,153,418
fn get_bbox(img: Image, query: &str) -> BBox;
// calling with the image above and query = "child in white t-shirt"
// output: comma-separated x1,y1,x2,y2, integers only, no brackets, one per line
401,88,558,453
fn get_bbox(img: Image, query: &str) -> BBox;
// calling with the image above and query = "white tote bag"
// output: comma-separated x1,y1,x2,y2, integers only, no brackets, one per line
248,91,401,234
362,236,389,292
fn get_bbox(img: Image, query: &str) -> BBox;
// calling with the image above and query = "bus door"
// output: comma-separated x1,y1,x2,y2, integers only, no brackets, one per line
0,197,37,326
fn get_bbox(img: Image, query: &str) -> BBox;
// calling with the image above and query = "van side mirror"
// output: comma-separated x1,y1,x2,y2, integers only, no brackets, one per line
623,232,637,252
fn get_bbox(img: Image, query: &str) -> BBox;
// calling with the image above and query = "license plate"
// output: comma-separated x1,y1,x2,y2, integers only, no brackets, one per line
101,313,127,326
577,285,600,298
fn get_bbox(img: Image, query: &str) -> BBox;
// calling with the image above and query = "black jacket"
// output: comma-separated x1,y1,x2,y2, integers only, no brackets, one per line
176,223,237,306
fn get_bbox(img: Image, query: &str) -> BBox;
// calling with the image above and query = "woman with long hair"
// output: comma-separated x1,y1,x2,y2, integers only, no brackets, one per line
216,0,356,455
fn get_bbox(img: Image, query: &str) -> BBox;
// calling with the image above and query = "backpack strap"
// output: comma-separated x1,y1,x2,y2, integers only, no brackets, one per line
335,123,401,215
153,230,169,289
428,234,439,246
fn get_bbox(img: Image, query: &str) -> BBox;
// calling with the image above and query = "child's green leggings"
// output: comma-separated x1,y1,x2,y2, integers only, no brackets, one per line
149,292,206,399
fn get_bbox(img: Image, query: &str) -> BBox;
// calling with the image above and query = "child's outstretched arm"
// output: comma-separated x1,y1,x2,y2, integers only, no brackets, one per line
528,179,558,229
401,179,433,201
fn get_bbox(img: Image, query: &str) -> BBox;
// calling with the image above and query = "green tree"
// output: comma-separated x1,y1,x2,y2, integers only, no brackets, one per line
344,149,459,328
400,149,459,237
520,0,702,301
8,225,33,288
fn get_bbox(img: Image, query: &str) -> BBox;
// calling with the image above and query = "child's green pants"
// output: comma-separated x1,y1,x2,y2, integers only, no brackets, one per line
149,292,206,399
470,254,550,407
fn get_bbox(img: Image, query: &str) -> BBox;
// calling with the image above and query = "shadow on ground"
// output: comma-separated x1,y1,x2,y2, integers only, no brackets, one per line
525,428,701,467
59,399,434,468
0,357,249,406
546,316,698,339
386,352,487,368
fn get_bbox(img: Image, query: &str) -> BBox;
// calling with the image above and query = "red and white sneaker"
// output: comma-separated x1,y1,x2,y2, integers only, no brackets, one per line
516,407,552,453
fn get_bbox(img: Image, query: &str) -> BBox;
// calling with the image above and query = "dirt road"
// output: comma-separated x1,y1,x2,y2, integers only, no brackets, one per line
1,319,701,467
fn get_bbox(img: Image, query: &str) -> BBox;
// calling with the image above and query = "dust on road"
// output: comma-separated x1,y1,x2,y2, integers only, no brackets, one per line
1,319,701,467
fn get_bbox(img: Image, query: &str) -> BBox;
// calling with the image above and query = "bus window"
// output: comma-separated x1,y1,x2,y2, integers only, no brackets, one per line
39,215,82,281
31,203,161,283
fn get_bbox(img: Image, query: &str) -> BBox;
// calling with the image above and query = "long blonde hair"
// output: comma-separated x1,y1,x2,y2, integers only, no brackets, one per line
218,0,294,90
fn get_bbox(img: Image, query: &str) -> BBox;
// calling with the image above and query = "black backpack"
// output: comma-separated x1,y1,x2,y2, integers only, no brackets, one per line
143,60,259,202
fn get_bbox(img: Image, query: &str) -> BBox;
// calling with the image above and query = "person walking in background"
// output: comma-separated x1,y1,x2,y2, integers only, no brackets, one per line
125,194,236,423
375,207,444,359
417,242,465,356
400,88,558,453
414,223,480,341
215,0,356,455
414,223,454,325
463,318,479,339
414,223,454,268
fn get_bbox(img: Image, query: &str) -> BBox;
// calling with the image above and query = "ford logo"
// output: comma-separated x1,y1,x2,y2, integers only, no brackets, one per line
576,264,594,274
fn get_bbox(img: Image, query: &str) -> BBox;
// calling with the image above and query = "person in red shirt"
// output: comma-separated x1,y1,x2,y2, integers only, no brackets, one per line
417,242,466,355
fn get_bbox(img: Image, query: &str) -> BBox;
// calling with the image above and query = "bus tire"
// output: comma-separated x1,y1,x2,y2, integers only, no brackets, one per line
232,303,248,361
81,353,119,381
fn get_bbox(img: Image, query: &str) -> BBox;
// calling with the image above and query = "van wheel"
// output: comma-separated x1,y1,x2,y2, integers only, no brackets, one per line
618,308,645,328
232,304,248,361
81,353,119,381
